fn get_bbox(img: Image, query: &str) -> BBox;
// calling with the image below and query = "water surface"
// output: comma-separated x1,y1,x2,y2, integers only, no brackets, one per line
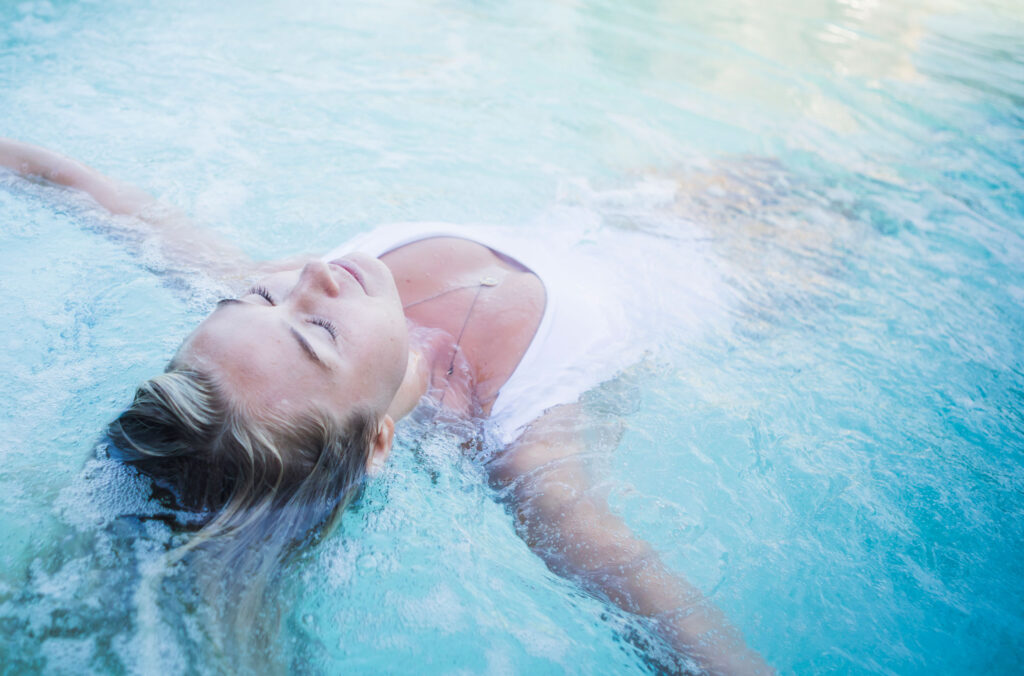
1,0,1023,672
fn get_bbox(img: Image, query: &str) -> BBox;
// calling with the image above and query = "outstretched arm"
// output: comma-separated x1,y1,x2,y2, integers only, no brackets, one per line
488,404,772,676
0,138,258,282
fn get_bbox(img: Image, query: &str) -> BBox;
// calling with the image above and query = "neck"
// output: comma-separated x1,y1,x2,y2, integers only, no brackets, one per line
384,323,449,421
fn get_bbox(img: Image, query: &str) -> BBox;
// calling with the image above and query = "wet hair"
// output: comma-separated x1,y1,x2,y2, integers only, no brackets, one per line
105,366,378,651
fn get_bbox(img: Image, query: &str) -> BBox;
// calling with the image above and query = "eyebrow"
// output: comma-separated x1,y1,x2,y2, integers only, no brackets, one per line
215,298,329,371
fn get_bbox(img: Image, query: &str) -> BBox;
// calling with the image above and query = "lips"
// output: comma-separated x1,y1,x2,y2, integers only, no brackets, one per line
328,258,367,292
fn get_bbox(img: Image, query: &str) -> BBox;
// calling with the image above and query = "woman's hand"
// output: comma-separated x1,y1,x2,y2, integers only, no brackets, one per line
0,137,253,283
487,404,773,675
0,137,155,215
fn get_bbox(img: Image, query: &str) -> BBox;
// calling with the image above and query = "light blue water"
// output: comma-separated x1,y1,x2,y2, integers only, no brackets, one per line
2,0,1023,673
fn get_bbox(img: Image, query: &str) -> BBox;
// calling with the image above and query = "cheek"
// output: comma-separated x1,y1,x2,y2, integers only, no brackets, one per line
370,323,406,367
391,312,410,358
375,313,409,379
347,302,407,377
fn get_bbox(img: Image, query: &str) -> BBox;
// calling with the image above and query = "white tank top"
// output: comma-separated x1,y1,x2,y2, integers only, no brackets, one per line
324,222,640,445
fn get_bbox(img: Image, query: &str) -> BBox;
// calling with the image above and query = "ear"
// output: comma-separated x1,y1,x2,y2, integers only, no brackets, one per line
365,415,395,477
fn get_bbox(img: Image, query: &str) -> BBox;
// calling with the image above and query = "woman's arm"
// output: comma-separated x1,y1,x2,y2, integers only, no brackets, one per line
487,404,772,676
0,138,256,282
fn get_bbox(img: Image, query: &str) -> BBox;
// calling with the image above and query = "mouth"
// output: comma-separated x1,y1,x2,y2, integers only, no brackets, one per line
328,258,367,293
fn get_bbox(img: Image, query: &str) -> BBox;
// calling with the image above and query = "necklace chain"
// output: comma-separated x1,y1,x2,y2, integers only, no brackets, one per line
401,275,499,311
402,276,500,407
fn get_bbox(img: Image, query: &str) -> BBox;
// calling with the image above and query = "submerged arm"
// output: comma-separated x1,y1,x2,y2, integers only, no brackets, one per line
488,404,772,676
0,138,258,282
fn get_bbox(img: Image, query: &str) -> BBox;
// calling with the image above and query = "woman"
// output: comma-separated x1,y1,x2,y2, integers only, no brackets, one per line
0,138,770,675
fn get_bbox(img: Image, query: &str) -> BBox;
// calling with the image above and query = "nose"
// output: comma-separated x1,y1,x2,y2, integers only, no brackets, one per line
294,260,340,300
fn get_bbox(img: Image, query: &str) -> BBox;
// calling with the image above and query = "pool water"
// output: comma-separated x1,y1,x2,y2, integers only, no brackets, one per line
2,0,1023,673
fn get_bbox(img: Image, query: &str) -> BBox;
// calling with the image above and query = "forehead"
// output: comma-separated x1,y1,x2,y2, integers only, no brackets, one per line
178,303,352,416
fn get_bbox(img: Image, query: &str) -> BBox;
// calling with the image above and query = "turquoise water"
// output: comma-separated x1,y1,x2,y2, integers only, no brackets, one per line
2,0,1023,672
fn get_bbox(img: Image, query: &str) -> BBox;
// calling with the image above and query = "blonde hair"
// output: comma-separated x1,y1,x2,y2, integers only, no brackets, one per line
105,367,377,654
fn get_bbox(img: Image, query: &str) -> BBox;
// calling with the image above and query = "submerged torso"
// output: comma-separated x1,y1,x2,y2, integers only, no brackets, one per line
379,237,546,417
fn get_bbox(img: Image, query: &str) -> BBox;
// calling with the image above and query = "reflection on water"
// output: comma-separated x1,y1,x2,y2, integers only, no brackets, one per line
1,0,1023,673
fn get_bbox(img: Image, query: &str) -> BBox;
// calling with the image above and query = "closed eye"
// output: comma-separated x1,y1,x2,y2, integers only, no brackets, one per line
248,284,275,304
309,316,338,341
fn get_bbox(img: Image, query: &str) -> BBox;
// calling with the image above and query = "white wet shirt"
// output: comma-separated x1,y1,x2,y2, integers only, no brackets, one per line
324,222,641,446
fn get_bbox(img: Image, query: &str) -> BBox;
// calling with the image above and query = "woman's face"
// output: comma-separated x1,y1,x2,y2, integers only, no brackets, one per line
177,253,409,419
